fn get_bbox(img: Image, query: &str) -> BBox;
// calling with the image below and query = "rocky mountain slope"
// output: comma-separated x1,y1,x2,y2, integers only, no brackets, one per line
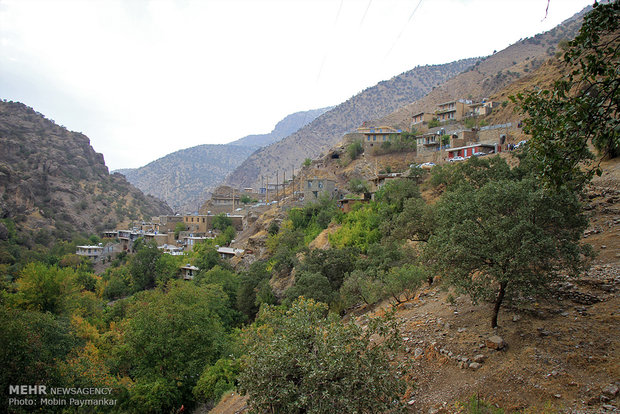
116,145,257,213
0,100,172,244
375,8,587,129
228,107,332,148
116,107,330,212
223,58,477,190
224,6,587,191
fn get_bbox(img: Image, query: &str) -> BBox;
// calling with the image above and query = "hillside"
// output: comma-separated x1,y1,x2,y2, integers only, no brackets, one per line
116,145,257,213
117,107,330,212
224,6,587,191
375,8,587,129
223,58,477,190
0,100,172,246
228,107,332,147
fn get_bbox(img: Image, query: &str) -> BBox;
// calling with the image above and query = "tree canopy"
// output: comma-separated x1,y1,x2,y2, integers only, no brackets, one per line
238,298,408,413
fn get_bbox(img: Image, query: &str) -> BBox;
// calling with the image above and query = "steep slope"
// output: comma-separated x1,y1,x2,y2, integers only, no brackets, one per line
116,145,257,213
0,100,172,245
375,8,586,129
224,6,587,191
224,58,477,189
117,107,330,212
228,107,332,148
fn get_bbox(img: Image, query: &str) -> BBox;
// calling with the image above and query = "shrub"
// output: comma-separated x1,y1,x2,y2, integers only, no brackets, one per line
238,298,408,413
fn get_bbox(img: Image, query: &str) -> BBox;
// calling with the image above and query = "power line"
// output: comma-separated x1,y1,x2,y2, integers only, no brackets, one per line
359,0,373,27
384,0,424,59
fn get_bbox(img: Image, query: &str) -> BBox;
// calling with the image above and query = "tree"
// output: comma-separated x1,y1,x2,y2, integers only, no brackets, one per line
174,222,186,239
194,243,227,273
237,261,271,320
381,265,427,305
0,307,76,395
426,178,590,328
348,178,369,194
284,271,334,304
298,247,358,291
129,240,162,291
346,139,364,160
212,213,233,231
117,282,229,410
303,158,312,167
514,1,619,189
238,298,408,413
16,262,77,314
193,358,240,405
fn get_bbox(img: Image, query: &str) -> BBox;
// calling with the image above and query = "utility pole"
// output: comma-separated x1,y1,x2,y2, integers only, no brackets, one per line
276,171,279,201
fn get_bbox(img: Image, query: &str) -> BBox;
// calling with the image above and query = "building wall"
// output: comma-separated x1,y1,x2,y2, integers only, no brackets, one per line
304,179,336,204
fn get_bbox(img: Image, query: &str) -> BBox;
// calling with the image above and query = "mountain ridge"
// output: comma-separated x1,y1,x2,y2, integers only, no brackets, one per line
116,107,330,212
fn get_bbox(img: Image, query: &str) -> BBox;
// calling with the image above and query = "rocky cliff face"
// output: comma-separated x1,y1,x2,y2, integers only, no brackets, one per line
0,101,171,243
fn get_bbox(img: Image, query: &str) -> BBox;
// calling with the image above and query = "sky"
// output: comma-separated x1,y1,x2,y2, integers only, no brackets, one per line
0,0,593,170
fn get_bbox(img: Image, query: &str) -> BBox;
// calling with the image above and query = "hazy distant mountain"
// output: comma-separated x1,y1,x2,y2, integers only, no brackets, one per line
224,6,587,190
116,107,329,212
0,100,172,244
115,145,256,213
229,107,332,148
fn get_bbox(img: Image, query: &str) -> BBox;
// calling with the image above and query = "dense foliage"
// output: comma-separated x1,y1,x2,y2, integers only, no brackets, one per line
514,0,619,189
238,298,408,414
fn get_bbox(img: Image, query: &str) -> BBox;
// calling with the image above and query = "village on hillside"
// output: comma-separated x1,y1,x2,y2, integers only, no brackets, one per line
86,96,527,276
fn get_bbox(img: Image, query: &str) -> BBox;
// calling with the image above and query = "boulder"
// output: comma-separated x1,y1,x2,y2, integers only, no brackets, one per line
486,335,506,350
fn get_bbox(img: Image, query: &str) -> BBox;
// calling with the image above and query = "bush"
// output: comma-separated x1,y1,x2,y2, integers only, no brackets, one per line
238,298,407,413
346,140,363,160
193,358,240,405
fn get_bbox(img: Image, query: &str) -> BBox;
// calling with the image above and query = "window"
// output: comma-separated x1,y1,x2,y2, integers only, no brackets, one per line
308,181,312,188
318,181,323,188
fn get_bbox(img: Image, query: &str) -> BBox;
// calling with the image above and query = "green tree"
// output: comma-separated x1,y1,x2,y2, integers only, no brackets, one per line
174,222,186,239
303,158,312,167
237,261,271,319
16,262,77,314
346,139,364,160
426,178,590,328
117,281,229,410
339,269,384,307
0,307,76,397
298,247,358,291
238,298,408,413
212,213,233,231
348,178,369,194
193,358,240,405
194,243,227,273
129,240,162,291
284,271,334,304
513,1,619,189
381,265,427,305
